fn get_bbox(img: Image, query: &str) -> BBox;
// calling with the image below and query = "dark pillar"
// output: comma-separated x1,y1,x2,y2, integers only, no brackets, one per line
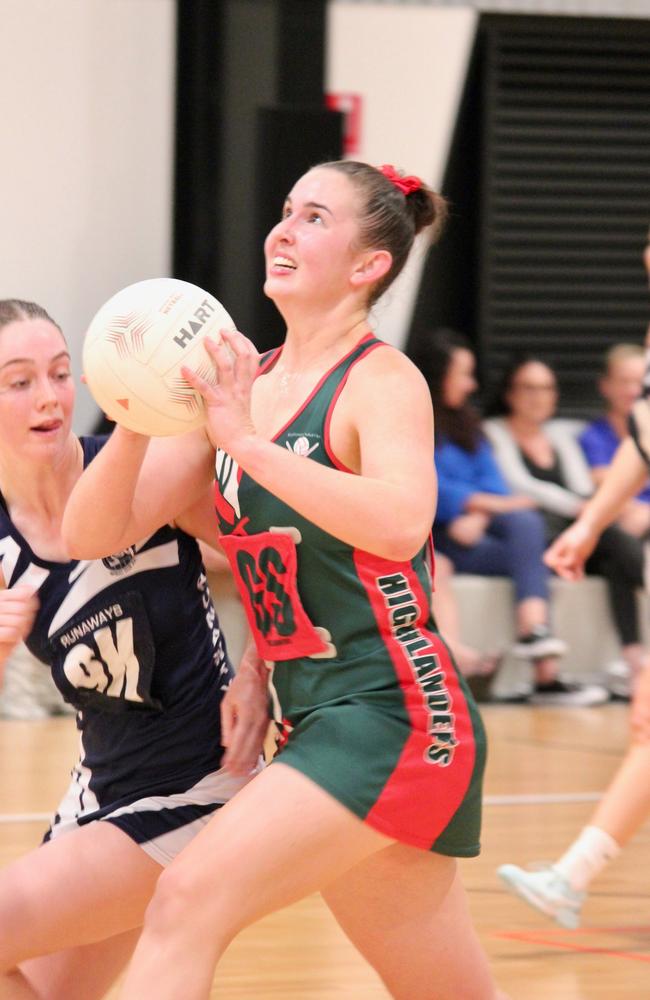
174,0,343,348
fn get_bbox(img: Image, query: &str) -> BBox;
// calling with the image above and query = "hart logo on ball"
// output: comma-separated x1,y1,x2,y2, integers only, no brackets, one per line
83,278,236,437
173,298,219,350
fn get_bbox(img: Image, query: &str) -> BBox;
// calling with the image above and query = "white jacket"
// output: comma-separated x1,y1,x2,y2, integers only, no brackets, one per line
483,417,593,518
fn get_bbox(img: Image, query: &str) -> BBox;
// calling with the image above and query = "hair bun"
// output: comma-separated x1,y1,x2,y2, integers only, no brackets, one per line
408,187,447,239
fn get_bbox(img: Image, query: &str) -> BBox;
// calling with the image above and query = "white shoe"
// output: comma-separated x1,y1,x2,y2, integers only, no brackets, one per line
511,626,568,660
605,660,632,700
528,679,610,707
498,863,585,929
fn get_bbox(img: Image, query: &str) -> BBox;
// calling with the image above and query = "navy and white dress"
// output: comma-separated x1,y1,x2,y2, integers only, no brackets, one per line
0,436,255,865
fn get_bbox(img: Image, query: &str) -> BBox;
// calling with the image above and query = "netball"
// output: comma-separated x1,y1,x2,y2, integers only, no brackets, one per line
82,277,235,436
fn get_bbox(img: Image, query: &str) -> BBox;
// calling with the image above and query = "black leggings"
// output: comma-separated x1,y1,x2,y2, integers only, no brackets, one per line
582,525,644,646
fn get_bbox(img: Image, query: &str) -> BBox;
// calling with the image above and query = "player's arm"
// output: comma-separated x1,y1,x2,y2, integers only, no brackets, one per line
62,425,215,559
174,487,221,549
190,333,436,561
589,465,609,487
577,436,648,537
546,436,648,579
174,489,234,573
336,348,437,558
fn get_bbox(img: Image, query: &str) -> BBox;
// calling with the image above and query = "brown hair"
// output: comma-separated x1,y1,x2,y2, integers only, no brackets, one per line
322,160,447,305
412,327,482,452
0,299,62,335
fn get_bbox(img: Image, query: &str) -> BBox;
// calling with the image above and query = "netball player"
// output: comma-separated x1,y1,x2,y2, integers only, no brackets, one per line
498,229,650,928
498,420,650,926
63,162,504,998
0,299,267,999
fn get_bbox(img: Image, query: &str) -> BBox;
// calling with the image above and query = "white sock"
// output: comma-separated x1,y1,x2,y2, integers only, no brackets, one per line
554,825,621,893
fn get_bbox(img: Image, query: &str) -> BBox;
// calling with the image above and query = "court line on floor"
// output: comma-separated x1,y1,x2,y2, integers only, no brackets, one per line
0,791,603,824
484,791,601,806
492,927,650,963
0,813,50,824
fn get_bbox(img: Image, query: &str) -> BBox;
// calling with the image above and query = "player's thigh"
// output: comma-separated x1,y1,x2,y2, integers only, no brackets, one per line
152,763,390,934
0,822,161,969
21,929,140,1000
321,842,497,1000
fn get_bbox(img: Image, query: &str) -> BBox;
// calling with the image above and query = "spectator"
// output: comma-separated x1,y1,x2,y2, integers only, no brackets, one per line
485,354,648,694
579,343,650,539
414,329,607,707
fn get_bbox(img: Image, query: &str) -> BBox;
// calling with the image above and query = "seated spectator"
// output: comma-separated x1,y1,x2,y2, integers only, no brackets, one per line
414,328,608,707
484,354,648,692
579,343,650,539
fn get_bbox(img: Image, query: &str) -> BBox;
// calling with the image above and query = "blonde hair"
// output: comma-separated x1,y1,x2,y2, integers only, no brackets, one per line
603,342,645,374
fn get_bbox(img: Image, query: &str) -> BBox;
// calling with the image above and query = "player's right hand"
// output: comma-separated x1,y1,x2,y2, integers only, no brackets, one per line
0,585,39,654
182,329,259,456
544,519,598,580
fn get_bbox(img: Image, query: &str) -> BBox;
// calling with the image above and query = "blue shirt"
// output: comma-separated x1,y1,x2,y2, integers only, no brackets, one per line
435,437,510,524
579,418,650,504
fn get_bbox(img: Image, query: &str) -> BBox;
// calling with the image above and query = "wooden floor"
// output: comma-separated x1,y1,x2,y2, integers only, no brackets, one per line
1,703,649,999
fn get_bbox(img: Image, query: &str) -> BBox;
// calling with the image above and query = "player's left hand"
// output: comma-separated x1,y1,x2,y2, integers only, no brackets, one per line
182,329,259,454
220,645,270,776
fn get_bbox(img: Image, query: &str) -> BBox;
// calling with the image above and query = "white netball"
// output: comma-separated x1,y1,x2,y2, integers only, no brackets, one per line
82,277,235,436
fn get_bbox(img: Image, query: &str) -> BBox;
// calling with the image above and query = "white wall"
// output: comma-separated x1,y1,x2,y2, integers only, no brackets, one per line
0,0,176,432
326,3,478,347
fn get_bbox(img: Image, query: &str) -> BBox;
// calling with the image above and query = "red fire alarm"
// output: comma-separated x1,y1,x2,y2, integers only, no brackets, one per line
325,92,362,156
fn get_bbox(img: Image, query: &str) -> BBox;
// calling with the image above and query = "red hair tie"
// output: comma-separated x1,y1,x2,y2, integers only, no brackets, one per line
379,163,422,196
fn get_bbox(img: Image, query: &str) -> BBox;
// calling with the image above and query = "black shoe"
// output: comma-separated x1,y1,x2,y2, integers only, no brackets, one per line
490,685,532,705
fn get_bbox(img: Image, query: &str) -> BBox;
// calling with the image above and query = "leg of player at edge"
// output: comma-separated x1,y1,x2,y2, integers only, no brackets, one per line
117,763,504,1000
0,823,160,1000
